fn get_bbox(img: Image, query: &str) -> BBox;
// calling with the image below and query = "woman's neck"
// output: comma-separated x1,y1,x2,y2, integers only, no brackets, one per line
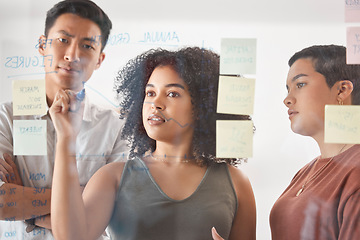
153,141,194,162
317,141,352,159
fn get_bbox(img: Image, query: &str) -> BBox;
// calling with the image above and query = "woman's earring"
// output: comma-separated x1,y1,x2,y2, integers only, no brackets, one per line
338,99,343,105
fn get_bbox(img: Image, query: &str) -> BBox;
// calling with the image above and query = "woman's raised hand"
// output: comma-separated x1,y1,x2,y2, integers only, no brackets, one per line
49,89,84,140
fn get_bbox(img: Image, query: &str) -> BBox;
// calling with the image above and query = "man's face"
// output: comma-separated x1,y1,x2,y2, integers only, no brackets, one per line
39,13,105,99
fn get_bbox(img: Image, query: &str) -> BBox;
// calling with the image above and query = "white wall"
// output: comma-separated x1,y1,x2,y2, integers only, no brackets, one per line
0,0,349,239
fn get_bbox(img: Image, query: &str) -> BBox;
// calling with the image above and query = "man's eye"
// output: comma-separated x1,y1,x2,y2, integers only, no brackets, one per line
83,44,95,50
58,38,68,43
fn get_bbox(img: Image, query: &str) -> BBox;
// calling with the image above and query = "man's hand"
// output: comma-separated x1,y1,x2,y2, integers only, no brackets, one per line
0,153,23,185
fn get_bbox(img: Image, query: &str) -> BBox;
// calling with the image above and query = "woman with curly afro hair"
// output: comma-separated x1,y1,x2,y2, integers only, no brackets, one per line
116,47,253,166
50,47,256,240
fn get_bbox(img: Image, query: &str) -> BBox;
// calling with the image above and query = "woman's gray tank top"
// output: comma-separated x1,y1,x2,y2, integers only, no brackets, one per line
108,158,237,240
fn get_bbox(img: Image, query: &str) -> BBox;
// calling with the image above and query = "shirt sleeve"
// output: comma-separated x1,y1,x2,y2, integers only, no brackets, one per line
339,189,360,239
0,103,15,186
106,118,129,163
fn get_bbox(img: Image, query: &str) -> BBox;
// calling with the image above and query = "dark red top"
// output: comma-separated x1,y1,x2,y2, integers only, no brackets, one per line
270,145,360,240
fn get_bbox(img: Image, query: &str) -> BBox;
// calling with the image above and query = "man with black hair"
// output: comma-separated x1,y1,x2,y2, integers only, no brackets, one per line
0,1,128,239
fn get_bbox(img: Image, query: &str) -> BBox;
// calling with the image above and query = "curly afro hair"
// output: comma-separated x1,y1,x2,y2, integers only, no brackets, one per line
115,47,251,166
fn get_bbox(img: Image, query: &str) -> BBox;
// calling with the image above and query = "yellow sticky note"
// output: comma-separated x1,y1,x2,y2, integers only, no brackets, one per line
346,27,360,64
12,79,47,116
217,76,255,115
345,1,360,22
325,105,360,144
220,38,257,75
13,120,47,156
216,120,253,158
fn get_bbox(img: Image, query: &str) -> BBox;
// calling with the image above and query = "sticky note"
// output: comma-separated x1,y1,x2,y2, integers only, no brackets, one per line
13,79,47,116
324,105,360,144
216,120,253,158
346,27,360,64
13,120,47,156
220,38,257,75
217,76,255,115
345,0,360,22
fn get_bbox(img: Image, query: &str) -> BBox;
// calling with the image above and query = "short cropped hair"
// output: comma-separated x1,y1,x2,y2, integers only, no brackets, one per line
45,0,112,52
289,45,360,105
115,47,251,166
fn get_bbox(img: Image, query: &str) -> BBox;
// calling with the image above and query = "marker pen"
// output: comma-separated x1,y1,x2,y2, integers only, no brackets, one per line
69,88,85,112
76,88,86,102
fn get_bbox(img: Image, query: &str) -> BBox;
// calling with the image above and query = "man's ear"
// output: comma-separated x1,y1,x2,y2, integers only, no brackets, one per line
337,80,354,105
94,52,105,70
38,35,47,56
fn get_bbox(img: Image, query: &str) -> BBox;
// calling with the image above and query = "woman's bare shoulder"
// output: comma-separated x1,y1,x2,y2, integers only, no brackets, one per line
227,164,251,187
89,161,128,188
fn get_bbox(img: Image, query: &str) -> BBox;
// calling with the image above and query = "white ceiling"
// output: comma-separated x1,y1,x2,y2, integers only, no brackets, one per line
0,0,345,24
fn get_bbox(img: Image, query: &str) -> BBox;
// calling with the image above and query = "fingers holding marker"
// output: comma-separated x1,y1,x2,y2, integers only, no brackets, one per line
49,88,85,139
52,90,70,114
66,88,85,112
75,88,86,101
64,90,76,111
49,89,85,139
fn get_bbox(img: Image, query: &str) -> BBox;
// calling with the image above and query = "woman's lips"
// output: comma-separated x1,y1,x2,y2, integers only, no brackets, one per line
288,109,298,119
147,114,166,125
